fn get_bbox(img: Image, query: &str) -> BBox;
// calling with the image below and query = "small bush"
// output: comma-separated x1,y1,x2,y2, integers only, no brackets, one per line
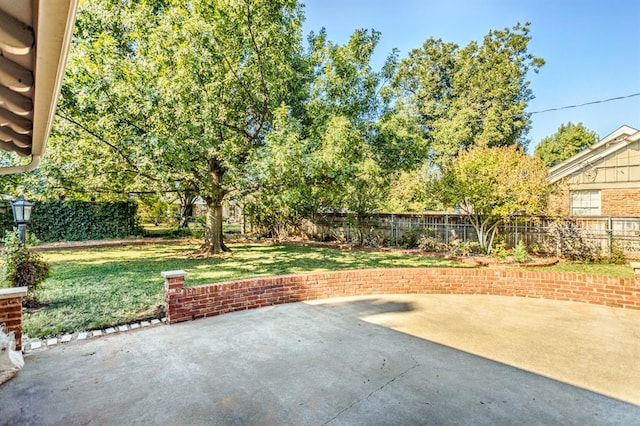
600,244,627,265
400,228,422,249
544,221,601,262
417,236,449,252
1,230,51,305
450,241,483,257
492,238,509,260
512,241,529,263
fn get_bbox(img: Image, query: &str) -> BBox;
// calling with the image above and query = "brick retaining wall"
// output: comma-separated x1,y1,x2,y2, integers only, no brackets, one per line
0,287,27,350
163,268,640,325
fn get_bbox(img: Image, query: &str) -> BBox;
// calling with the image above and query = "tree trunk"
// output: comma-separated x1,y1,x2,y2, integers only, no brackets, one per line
198,160,230,255
201,197,230,254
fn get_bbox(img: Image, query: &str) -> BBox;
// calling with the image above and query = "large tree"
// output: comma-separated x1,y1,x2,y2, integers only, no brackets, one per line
435,145,550,253
56,0,306,253
534,122,598,167
388,23,544,165
244,29,410,242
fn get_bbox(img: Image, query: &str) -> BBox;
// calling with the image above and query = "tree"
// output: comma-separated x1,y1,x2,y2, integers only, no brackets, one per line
534,122,598,167
244,28,405,243
388,23,544,165
56,0,306,254
379,167,437,213
435,145,550,253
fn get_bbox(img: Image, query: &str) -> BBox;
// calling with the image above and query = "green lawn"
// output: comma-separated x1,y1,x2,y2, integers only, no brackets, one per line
27,243,463,338
524,261,635,278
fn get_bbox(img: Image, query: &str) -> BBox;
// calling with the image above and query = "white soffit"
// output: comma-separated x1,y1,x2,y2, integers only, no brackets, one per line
0,0,78,174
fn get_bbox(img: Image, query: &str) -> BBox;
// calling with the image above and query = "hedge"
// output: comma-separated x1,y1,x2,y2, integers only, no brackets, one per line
0,200,143,242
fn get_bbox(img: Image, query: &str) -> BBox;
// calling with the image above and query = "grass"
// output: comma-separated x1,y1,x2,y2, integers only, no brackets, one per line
524,261,634,278
26,243,463,338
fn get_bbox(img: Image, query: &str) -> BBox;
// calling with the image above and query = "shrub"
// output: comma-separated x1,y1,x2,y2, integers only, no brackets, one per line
543,220,601,262
492,238,509,260
400,228,422,249
600,243,627,265
1,231,51,305
512,241,529,263
26,200,143,242
450,241,483,257
417,236,449,252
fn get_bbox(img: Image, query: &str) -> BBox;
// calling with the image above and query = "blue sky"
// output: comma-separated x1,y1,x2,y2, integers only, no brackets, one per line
301,0,640,152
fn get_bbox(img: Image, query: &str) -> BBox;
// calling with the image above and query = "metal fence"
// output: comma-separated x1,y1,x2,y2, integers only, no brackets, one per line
309,213,640,258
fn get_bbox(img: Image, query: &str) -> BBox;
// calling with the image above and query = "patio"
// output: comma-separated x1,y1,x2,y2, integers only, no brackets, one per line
2,294,639,425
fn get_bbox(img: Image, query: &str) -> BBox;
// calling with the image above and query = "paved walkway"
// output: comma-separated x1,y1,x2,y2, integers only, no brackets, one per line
2,295,640,425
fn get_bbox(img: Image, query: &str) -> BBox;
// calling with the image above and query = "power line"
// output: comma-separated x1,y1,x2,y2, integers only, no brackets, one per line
529,92,640,115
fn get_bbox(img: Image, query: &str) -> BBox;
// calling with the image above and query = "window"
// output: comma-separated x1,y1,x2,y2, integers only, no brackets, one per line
571,190,601,216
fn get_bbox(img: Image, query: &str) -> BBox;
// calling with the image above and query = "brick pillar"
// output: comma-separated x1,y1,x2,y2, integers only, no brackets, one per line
631,262,640,281
162,270,187,324
0,287,28,351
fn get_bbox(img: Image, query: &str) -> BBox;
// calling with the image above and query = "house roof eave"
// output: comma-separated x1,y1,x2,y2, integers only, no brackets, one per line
548,126,640,184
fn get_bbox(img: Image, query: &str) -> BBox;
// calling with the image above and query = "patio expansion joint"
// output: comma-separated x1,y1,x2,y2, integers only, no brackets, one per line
21,318,167,354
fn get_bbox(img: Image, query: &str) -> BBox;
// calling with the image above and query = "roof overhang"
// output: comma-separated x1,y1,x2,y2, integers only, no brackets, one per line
548,125,640,184
0,0,78,175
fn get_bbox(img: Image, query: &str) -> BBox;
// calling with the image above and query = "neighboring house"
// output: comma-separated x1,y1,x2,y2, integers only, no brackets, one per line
0,1,78,174
548,125,640,217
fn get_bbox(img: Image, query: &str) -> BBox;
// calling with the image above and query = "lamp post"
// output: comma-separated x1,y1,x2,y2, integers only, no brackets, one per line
11,195,35,244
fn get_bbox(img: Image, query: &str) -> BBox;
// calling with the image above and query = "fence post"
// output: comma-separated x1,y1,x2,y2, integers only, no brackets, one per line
607,216,613,257
444,215,449,244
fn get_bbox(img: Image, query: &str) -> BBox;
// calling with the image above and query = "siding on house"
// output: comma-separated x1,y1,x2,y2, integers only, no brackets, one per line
548,126,640,217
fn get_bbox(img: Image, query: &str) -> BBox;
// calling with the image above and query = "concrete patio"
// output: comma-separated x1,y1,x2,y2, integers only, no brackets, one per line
1,294,639,425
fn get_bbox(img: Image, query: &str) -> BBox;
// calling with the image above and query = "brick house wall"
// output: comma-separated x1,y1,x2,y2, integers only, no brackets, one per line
602,188,640,216
163,268,640,325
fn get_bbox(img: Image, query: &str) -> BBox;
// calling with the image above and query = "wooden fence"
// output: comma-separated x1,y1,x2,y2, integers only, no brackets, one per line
307,213,640,258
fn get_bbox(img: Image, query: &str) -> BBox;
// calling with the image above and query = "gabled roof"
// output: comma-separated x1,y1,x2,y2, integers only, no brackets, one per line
0,0,79,174
548,125,640,184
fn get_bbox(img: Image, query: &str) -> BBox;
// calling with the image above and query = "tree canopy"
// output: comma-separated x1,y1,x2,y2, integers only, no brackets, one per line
387,23,544,165
435,145,550,253
53,0,306,253
17,6,548,249
244,29,397,240
534,122,598,167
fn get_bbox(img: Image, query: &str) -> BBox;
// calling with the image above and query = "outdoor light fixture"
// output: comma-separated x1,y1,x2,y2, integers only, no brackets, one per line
11,195,35,244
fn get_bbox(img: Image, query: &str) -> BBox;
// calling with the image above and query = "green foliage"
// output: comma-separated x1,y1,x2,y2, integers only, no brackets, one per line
450,241,483,257
399,228,422,249
388,22,544,164
598,243,627,265
534,122,598,167
55,0,307,254
26,200,143,242
417,236,449,252
1,231,51,304
379,168,440,213
246,29,396,238
136,195,172,225
512,241,529,263
492,239,510,260
436,145,551,253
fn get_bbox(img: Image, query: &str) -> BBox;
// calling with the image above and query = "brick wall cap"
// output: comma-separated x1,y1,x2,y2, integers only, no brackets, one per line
161,270,188,279
0,286,27,299
630,262,640,270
